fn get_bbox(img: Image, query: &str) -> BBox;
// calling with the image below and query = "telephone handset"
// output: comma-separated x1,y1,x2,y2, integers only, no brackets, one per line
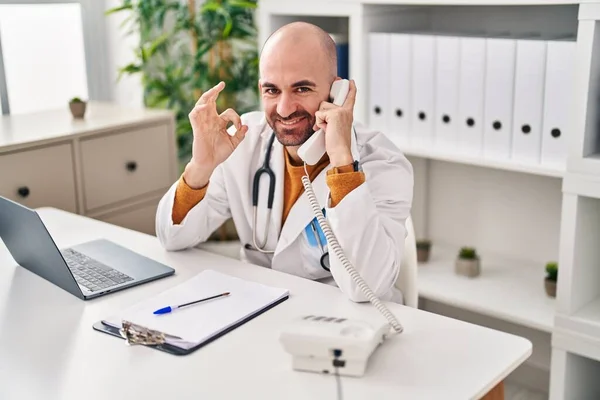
280,79,405,378
297,79,351,165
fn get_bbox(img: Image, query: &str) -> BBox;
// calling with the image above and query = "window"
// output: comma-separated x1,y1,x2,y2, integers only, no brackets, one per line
0,1,108,115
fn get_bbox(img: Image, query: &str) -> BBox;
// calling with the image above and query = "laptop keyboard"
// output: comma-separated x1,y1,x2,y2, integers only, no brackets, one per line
62,249,134,292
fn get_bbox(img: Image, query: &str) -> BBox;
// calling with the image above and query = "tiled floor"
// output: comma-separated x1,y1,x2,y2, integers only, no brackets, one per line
505,383,548,400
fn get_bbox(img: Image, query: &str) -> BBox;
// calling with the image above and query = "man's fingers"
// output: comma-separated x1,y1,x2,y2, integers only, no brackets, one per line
219,108,242,130
315,110,327,123
230,124,248,146
196,81,225,106
343,79,357,110
314,110,328,131
318,101,336,111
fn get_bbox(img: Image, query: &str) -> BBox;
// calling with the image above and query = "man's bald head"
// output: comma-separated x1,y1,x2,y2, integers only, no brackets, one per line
258,22,340,148
260,22,338,81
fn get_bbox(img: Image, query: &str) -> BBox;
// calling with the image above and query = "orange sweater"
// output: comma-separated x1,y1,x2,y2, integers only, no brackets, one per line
171,148,365,225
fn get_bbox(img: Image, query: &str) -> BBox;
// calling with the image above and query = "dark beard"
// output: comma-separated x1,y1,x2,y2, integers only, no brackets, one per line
268,110,316,146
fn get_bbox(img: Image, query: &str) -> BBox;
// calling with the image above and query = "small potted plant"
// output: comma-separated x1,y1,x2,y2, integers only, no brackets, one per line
545,262,558,297
416,239,432,263
69,97,87,119
455,247,480,277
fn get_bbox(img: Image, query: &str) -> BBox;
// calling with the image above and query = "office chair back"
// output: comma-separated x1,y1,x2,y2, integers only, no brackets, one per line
396,215,418,308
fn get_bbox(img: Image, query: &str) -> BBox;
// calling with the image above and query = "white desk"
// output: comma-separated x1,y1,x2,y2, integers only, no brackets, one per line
0,208,531,400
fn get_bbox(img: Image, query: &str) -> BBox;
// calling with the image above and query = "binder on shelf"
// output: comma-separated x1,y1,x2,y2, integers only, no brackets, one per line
434,35,460,151
368,33,391,137
457,37,486,156
410,34,436,148
330,33,349,80
511,39,547,164
541,39,576,169
483,37,516,160
389,33,412,145
93,269,289,355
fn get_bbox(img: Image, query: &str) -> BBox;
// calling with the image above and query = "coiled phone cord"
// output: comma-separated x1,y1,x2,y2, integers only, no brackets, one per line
301,169,404,336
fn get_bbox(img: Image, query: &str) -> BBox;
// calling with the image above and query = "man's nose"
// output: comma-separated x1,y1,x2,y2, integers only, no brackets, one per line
276,93,296,118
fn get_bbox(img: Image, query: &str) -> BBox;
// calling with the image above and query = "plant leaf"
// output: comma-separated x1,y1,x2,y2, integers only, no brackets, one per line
229,0,257,9
108,0,260,166
105,4,132,16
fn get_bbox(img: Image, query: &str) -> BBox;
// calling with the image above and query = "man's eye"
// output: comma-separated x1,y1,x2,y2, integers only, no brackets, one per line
265,88,279,95
297,87,310,93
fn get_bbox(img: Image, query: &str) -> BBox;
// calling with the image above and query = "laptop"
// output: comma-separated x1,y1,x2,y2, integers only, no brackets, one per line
0,196,175,300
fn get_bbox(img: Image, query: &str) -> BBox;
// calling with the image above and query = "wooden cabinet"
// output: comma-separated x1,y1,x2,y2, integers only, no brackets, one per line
94,199,161,236
0,102,178,235
79,124,173,211
0,143,78,213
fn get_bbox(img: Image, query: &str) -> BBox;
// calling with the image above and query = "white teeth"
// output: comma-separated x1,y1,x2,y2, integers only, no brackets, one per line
279,117,303,125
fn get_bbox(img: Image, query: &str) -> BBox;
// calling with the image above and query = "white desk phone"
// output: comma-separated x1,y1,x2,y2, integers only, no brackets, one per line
279,79,405,378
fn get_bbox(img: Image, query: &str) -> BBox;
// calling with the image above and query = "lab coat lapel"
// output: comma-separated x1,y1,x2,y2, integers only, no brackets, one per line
270,136,285,241
274,166,331,256
271,124,359,256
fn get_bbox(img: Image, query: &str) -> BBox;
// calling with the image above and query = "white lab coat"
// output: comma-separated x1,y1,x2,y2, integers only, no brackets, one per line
155,111,413,303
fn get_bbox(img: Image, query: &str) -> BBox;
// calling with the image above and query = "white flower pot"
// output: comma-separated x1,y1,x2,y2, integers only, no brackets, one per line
455,258,480,277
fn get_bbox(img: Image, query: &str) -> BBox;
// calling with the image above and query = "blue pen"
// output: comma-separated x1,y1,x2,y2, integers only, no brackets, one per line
153,292,230,315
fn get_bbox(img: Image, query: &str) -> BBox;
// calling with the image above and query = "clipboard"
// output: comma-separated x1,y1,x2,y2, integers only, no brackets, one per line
92,294,288,356
92,269,290,356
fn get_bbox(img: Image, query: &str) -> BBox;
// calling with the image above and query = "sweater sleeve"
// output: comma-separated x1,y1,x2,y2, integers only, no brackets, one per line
325,164,365,207
171,175,209,224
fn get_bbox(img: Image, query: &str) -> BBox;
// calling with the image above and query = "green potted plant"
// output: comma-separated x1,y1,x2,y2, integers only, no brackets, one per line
106,0,259,169
455,247,480,277
107,0,260,243
545,262,558,297
69,97,87,119
416,239,432,263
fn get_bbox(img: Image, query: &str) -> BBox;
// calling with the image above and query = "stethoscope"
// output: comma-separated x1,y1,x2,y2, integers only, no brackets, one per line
309,219,330,271
244,132,330,272
249,132,276,253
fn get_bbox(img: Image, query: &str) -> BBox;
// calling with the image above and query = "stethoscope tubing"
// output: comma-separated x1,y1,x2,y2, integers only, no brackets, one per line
248,131,331,270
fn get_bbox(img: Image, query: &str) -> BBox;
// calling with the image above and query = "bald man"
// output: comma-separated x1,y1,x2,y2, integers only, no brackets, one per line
155,22,414,303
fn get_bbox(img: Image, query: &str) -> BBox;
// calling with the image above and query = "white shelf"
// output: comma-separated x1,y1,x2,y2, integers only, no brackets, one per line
566,154,600,177
390,139,565,178
555,298,600,350
553,328,600,364
580,2,600,21
417,245,556,332
563,171,600,198
0,102,173,150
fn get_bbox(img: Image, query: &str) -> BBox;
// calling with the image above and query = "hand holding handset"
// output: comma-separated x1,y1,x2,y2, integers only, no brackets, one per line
280,79,404,378
297,79,351,165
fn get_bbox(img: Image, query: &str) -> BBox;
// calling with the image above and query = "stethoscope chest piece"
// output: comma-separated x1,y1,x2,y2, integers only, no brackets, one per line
320,252,330,271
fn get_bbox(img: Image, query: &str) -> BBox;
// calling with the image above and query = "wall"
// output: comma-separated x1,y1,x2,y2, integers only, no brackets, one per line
409,157,563,265
103,0,144,108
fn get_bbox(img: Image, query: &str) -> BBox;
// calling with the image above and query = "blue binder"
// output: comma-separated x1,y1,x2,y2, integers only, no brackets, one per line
330,33,349,79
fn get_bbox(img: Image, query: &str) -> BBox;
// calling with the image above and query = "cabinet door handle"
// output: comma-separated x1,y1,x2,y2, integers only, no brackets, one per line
126,161,137,172
17,186,30,198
